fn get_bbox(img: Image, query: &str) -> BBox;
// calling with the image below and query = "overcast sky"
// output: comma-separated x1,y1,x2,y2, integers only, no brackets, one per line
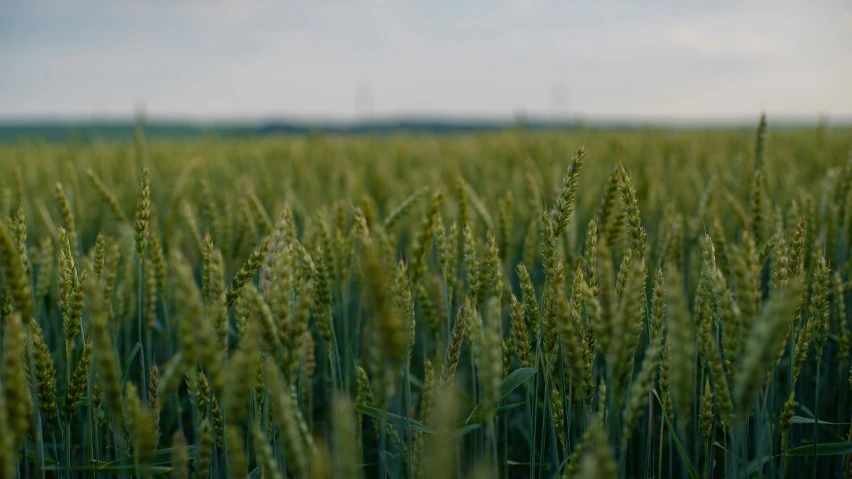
1,0,851,121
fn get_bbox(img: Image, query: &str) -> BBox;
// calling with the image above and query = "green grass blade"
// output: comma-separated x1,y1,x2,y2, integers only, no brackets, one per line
354,404,435,434
652,390,698,479
465,367,536,424
791,415,851,426
120,342,143,385
785,442,852,456
737,454,772,479
96,446,198,467
464,402,525,425
451,424,482,439
381,451,401,479
43,465,173,474
382,189,425,229
462,180,495,230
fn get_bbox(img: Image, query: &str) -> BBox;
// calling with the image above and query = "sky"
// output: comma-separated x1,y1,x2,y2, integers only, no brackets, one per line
1,0,851,122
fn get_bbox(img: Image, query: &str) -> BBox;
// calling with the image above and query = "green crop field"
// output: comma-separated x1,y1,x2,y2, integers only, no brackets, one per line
1,120,851,478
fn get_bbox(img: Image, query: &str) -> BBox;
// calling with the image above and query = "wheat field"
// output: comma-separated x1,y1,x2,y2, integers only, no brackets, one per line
0,119,851,478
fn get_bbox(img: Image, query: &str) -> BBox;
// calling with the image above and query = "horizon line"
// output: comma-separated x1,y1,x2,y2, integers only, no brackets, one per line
0,112,849,128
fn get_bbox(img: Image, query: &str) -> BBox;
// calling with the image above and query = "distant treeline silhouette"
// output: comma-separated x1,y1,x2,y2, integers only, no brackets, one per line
0,117,839,142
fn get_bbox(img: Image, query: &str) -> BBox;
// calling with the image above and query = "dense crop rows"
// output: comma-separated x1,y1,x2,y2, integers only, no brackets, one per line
0,121,851,478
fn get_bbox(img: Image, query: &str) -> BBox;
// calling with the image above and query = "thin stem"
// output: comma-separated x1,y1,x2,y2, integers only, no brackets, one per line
222,413,231,476
338,281,350,390
51,427,60,476
33,411,46,479
502,409,508,479
537,365,549,479
812,357,822,479
404,357,413,479
208,384,215,479
491,417,499,477
379,418,388,477
443,282,451,348
29,341,46,479
658,415,665,479
769,371,776,479
137,261,147,405
330,328,344,393
86,374,96,476
470,348,480,456
160,295,171,353
644,393,653,479
528,381,537,479
65,341,72,479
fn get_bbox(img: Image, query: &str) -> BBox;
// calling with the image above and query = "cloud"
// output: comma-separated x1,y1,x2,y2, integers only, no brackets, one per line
736,34,780,57
671,26,724,57
841,8,852,28
671,26,780,59
0,1,849,119
509,0,535,16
